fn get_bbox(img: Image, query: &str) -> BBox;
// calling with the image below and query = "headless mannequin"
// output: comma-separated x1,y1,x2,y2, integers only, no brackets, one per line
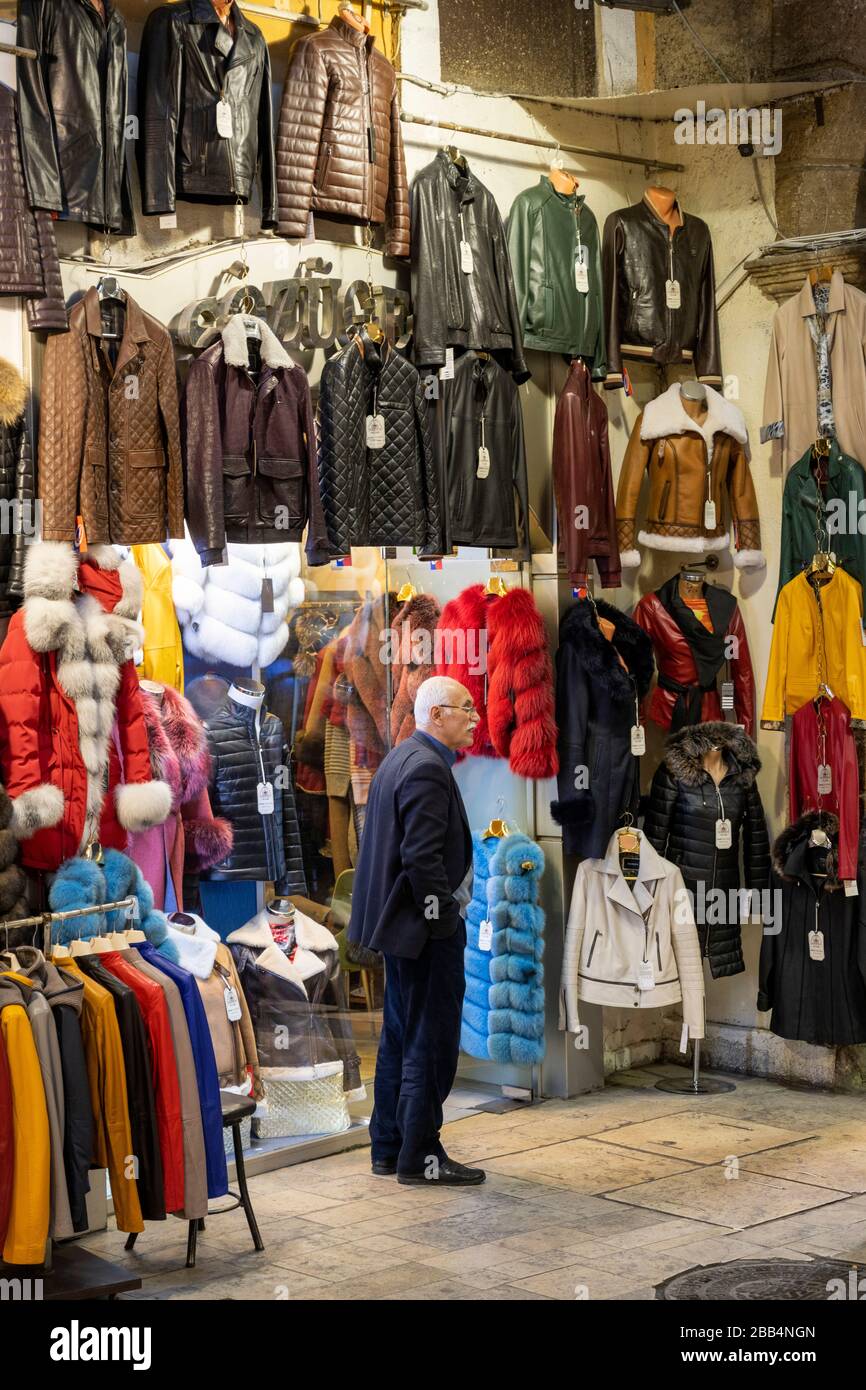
267,897,295,949
678,571,704,605
645,185,683,237
340,3,371,33
228,678,265,711
89,0,106,20
702,745,726,786
549,166,578,196
210,0,235,34
680,379,708,429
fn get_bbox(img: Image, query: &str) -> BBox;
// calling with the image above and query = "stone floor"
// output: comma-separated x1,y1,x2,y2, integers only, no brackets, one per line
83,1062,866,1301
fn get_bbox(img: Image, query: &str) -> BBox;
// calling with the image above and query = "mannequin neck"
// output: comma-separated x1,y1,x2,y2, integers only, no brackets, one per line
703,747,726,785
140,679,165,704
548,166,577,196
210,0,235,29
340,4,370,33
645,185,682,235
678,574,704,602
228,681,265,710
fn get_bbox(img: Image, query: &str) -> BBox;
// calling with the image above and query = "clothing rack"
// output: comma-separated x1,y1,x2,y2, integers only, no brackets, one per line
0,897,137,955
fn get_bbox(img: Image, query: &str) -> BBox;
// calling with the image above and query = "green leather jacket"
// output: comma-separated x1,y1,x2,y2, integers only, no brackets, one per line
507,177,605,373
776,439,866,615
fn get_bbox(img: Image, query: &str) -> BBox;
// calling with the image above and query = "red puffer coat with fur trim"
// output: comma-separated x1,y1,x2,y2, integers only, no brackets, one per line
434,583,558,779
0,543,172,871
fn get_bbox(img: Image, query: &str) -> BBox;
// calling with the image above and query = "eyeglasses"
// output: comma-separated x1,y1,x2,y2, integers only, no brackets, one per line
438,703,477,714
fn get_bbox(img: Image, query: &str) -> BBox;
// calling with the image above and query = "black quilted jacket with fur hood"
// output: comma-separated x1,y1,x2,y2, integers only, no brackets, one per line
644,722,770,978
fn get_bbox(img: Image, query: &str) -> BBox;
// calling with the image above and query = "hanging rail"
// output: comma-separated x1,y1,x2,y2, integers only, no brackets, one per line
399,110,685,172
0,41,37,58
1,896,137,954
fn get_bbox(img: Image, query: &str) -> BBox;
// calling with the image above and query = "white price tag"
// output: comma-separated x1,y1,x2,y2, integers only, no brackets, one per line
127,896,140,924
224,985,243,1021
159,213,178,230
630,723,646,756
234,203,245,238
257,781,275,815
665,278,681,309
721,681,735,711
845,879,859,897
637,960,655,992
366,414,386,449
808,929,825,962
242,316,261,339
574,256,589,294
679,1022,689,1053
817,762,833,795
478,919,493,951
704,499,717,530
216,99,234,139
439,347,455,381
460,239,474,274
476,445,491,479
715,817,732,849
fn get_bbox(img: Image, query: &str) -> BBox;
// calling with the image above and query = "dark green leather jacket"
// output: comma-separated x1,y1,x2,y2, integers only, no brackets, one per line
507,177,605,373
776,440,866,615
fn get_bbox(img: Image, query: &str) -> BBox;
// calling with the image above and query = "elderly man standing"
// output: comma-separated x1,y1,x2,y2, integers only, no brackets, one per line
349,676,485,1186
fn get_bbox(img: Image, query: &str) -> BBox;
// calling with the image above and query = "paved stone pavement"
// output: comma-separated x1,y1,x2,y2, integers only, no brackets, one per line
81,1062,866,1301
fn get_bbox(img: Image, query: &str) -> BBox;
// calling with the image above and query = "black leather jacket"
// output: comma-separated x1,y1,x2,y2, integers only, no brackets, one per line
16,0,134,235
602,196,721,388
137,0,277,227
410,150,529,383
316,328,442,559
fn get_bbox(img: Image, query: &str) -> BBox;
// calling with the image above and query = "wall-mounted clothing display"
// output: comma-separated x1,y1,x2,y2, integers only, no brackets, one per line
507,179,605,369
137,0,276,227
615,383,764,568
633,576,756,735
15,0,134,235
789,695,859,883
776,440,866,607
316,328,441,559
38,288,185,547
0,83,66,334
552,358,620,589
761,271,866,473
560,830,705,1039
410,150,529,383
427,351,530,556
759,814,866,1046
551,597,654,858
643,723,771,979
182,316,326,564
761,567,866,728
275,13,409,255
173,538,304,672
602,194,721,390
0,359,35,619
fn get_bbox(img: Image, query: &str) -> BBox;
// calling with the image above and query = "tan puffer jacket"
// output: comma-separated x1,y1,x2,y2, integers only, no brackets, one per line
275,15,409,256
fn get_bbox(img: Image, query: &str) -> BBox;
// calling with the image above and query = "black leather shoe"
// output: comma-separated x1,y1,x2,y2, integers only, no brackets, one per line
397,1159,486,1187
371,1159,397,1176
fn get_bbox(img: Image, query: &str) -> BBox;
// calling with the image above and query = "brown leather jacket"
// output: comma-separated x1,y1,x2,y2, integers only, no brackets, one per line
275,15,409,256
552,359,620,588
615,383,763,569
39,288,184,545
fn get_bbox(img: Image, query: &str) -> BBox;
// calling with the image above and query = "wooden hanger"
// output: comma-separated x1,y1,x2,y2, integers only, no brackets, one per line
481,817,510,840
396,582,417,603
809,264,834,285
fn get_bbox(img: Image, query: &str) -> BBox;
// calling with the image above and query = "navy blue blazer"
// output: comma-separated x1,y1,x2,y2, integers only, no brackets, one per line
348,732,473,960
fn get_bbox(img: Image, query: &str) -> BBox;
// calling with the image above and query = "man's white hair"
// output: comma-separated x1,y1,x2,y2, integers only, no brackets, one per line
414,675,465,726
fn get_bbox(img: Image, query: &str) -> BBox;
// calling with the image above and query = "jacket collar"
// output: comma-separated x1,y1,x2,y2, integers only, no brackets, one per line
328,13,375,50
190,0,257,62
640,381,749,452
436,149,477,203
796,270,845,318
661,720,760,788
83,287,153,379
773,812,841,892
641,191,685,229
221,313,293,370
567,357,592,399
599,830,671,917
162,914,220,980
791,438,845,485
0,947,84,1013
227,908,338,956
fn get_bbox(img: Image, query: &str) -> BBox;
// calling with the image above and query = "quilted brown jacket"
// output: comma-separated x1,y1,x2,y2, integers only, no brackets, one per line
39,288,184,545
275,15,409,256
0,83,66,334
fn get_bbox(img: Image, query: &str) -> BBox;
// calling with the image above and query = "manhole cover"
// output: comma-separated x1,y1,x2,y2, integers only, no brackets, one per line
657,1257,859,1300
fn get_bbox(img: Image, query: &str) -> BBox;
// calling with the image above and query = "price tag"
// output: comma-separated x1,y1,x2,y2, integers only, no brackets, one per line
439,347,455,381
721,681,735,711
242,316,261,339
808,929,825,962
476,445,491,479
216,99,234,139
704,499,717,530
679,1022,689,1053
127,896,140,924
366,414,386,449
715,817,732,849
845,879,859,896
478,919,493,951
637,960,655,991
665,278,681,309
630,723,646,756
574,248,589,294
257,781,275,815
234,203,245,238
817,762,833,795
159,213,178,230
224,985,243,1022
460,239,474,274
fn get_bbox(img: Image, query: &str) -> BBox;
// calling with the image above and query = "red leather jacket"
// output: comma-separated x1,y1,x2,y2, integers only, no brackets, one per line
633,588,755,735
552,359,621,588
789,696,859,881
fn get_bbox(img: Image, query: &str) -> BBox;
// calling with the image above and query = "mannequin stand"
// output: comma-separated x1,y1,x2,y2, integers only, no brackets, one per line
655,1039,736,1095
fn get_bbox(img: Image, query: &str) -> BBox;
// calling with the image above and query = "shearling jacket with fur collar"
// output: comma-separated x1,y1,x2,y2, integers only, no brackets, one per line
182,314,329,565
0,542,172,871
615,384,764,569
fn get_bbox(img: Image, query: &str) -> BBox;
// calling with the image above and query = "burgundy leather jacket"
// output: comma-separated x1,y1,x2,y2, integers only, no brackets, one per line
552,360,620,588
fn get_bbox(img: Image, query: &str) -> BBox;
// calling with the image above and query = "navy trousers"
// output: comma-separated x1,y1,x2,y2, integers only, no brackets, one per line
370,924,466,1175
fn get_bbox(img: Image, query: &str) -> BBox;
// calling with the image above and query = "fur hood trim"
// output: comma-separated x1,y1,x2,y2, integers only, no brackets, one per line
559,598,654,703
221,313,293,371
22,543,142,657
772,812,841,887
663,721,761,787
640,382,750,454
0,357,26,427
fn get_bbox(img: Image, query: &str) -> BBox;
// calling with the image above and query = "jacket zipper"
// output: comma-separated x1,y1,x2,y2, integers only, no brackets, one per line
586,930,601,967
223,86,238,196
359,48,374,219
656,936,662,972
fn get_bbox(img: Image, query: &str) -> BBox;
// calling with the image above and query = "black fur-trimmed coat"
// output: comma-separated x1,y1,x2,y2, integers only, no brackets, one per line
644,722,770,978
551,598,654,858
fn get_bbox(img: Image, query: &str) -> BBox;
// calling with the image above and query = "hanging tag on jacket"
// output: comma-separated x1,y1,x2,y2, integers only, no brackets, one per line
720,680,735,711
261,578,274,614
460,239,474,274
216,99,234,138
630,724,646,756
214,25,233,56
159,213,178,230
704,499,717,530
817,762,833,795
574,246,589,294
715,817,732,849
257,781,275,815
665,278,681,309
808,929,825,962
476,445,491,479
366,414,386,449
637,960,655,991
439,347,455,381
224,985,243,1022
845,879,859,896
478,919,493,951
